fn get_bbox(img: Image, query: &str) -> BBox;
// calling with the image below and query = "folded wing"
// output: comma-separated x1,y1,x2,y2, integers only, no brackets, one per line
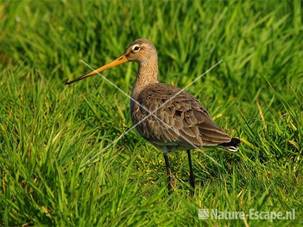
134,83,232,148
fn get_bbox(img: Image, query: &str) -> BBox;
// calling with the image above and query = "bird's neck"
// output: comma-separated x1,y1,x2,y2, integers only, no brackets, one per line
132,57,159,99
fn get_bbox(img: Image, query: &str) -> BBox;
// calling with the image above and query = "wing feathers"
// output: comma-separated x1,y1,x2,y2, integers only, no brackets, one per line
133,83,235,148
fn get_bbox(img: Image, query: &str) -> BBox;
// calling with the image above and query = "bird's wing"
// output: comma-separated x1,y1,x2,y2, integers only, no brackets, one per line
136,83,231,147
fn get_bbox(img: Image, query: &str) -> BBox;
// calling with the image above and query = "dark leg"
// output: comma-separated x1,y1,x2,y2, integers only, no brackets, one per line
163,150,175,193
187,150,195,194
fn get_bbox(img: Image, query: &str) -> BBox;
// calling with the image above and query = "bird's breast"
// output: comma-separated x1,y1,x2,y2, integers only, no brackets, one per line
130,98,152,140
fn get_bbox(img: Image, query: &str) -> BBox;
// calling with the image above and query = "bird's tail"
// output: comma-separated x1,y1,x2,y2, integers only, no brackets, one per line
220,138,241,152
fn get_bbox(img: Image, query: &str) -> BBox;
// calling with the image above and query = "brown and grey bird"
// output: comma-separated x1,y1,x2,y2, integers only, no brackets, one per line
66,38,240,193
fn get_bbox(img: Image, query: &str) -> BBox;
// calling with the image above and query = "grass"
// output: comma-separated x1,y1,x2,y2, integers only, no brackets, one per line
0,0,302,226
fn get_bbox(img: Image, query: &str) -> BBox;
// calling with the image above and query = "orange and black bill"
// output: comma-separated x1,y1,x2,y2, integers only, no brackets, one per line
65,55,128,85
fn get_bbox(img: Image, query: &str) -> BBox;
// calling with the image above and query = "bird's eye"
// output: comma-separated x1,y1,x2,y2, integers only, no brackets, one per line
132,44,141,52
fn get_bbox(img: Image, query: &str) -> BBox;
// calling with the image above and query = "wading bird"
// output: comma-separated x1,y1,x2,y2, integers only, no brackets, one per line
66,38,240,194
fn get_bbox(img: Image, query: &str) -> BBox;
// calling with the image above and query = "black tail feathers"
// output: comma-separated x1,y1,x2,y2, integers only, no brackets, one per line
220,138,241,152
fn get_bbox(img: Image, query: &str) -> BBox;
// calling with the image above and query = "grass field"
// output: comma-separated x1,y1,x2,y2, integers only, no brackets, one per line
0,0,302,226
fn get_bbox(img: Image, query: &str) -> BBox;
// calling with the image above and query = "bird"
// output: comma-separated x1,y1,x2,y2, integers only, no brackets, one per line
65,38,240,194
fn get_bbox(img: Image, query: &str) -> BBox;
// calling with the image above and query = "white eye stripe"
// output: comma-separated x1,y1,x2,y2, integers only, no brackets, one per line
132,44,141,52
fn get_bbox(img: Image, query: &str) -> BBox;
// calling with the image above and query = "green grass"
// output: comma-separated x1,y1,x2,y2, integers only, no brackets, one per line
0,0,303,226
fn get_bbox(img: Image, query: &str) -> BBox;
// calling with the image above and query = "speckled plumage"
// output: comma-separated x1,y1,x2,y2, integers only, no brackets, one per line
131,83,232,149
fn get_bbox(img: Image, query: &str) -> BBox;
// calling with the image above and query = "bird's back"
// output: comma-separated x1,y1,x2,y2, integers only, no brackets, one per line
131,83,239,150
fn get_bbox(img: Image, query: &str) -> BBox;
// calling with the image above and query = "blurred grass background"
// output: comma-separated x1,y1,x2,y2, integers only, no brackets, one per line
0,0,302,226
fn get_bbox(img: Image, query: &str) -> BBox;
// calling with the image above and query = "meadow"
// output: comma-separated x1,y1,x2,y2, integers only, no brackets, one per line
0,0,302,226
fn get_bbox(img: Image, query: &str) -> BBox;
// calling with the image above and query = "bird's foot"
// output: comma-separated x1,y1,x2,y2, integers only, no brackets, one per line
189,177,195,196
167,174,176,193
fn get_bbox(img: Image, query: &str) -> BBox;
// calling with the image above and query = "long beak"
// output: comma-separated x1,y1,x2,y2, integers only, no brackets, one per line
65,54,128,85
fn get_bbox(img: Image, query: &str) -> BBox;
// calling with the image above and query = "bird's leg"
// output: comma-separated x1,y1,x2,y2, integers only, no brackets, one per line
163,148,175,193
187,150,195,194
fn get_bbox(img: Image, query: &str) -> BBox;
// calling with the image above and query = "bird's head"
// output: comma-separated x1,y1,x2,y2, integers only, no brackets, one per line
65,38,156,85
124,38,157,63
